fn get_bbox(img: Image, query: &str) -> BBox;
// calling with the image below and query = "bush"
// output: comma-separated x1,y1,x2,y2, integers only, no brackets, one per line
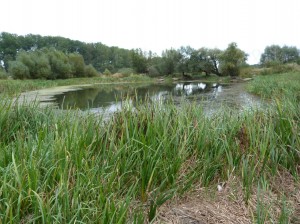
220,63,240,77
103,68,112,76
8,61,30,79
16,51,51,79
48,50,72,79
32,53,51,79
85,64,99,77
259,63,300,75
7,48,102,80
68,53,85,77
117,67,135,76
148,66,161,77
0,67,8,79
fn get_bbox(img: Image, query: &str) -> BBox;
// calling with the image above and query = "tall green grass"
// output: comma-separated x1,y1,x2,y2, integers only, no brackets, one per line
248,72,300,99
0,72,299,222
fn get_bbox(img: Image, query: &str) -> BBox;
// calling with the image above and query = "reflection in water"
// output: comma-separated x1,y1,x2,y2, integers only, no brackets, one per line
50,82,260,116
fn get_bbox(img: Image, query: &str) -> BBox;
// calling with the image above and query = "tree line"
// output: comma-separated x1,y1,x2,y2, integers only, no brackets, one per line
260,45,300,66
8,48,99,79
1,32,300,79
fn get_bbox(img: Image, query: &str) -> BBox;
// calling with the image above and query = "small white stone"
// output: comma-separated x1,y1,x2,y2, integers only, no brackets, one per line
217,184,223,192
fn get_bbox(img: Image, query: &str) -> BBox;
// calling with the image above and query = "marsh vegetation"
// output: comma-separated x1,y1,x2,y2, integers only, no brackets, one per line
1,32,300,223
0,72,299,223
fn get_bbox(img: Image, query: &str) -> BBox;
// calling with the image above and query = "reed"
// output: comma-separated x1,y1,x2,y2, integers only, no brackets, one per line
0,72,299,222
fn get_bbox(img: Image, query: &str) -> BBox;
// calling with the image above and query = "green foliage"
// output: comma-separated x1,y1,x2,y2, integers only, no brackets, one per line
117,67,135,76
176,46,194,75
130,49,147,73
147,65,161,77
258,63,300,76
0,32,21,69
220,42,247,76
0,76,299,222
68,53,85,77
2,31,261,78
190,48,222,76
18,51,51,79
7,49,99,79
161,49,181,75
47,49,72,79
0,67,8,79
260,45,300,65
0,32,134,73
8,61,30,79
1,70,300,222
103,68,112,76
248,72,300,99
85,64,99,77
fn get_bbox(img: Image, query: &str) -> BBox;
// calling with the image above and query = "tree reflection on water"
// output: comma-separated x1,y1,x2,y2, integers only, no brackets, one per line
53,82,260,116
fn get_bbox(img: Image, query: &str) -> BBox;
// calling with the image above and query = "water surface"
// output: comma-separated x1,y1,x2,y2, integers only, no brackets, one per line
46,81,260,116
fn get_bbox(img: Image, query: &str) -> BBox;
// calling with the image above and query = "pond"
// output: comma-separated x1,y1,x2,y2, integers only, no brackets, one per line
42,81,260,116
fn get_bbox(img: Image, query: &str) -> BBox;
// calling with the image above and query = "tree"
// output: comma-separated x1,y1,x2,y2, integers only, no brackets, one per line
260,45,299,65
8,61,30,79
68,53,85,77
219,43,247,77
147,55,164,76
0,32,133,74
16,50,51,79
161,49,181,75
31,52,51,79
260,45,283,65
47,49,72,79
0,32,21,70
7,48,98,79
177,46,194,76
130,49,147,73
189,48,222,76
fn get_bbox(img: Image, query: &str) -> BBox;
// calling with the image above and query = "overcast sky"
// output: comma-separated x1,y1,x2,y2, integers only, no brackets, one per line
1,0,299,64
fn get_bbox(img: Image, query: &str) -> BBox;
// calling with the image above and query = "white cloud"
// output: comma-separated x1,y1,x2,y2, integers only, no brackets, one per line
1,0,300,64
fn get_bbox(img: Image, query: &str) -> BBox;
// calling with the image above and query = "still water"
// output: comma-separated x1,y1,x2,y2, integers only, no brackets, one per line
46,81,260,116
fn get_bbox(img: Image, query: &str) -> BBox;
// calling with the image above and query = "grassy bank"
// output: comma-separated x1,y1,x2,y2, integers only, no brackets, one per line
0,74,233,98
0,73,299,223
0,74,153,97
248,72,300,98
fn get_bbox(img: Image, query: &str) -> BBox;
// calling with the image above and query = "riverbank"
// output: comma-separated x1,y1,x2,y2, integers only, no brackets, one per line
0,72,299,223
0,74,153,97
2,74,230,108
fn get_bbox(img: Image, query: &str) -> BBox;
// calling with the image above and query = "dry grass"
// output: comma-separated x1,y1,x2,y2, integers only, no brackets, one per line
155,170,300,224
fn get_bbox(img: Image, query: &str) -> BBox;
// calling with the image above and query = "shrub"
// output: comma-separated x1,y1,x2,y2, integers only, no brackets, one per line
85,64,99,77
117,67,135,76
221,63,240,77
16,51,51,79
259,63,300,75
0,67,8,79
8,61,30,79
148,65,161,77
31,53,51,79
48,50,72,79
7,48,100,80
68,53,85,77
103,68,112,76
